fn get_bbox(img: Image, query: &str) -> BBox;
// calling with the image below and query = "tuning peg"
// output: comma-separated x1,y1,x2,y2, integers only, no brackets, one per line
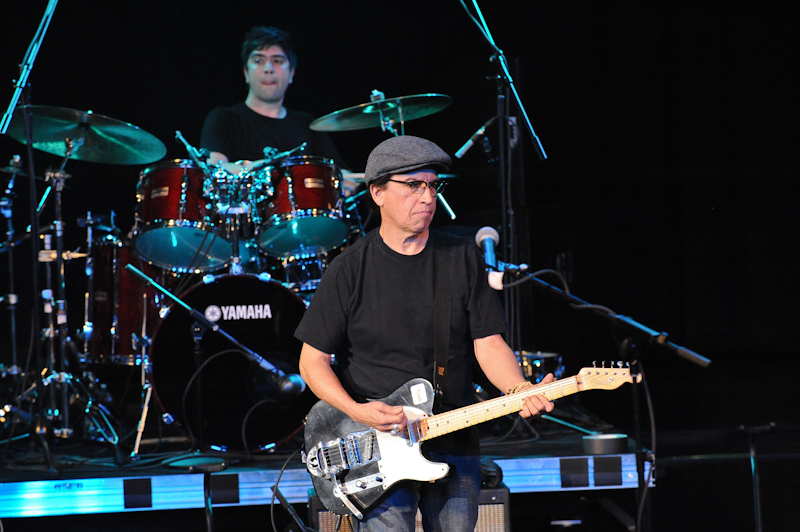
592,360,597,368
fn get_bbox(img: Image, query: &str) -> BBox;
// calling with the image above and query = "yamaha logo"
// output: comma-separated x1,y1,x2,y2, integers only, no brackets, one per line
204,304,273,322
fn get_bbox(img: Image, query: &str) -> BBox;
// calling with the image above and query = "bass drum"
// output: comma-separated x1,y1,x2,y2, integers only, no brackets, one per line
150,274,314,452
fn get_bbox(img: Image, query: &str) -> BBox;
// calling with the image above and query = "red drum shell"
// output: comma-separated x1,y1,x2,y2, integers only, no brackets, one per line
256,156,348,258
134,159,231,272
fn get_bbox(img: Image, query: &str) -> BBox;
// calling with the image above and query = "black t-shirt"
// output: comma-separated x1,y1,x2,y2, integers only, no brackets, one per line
200,102,345,165
294,229,507,453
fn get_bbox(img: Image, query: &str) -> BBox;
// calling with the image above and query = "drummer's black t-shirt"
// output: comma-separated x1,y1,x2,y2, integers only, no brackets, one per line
200,102,345,165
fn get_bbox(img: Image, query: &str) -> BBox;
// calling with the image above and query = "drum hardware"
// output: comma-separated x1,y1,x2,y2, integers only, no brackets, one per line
206,157,274,275
279,254,331,293
261,141,308,163
515,350,565,384
1,156,23,378
3,102,164,468
81,214,163,367
126,266,312,451
10,369,120,446
29,141,84,440
310,91,457,219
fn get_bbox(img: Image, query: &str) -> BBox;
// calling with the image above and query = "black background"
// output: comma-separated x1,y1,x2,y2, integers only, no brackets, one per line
1,2,798,530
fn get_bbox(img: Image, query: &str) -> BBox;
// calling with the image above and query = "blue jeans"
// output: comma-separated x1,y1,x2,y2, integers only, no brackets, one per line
354,453,480,532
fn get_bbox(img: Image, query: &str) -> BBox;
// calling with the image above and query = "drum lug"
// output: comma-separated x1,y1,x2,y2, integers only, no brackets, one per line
285,167,297,210
131,332,151,352
179,167,189,219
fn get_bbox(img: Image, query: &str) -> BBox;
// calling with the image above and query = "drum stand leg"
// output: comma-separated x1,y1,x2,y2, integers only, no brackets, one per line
131,284,154,459
131,382,153,458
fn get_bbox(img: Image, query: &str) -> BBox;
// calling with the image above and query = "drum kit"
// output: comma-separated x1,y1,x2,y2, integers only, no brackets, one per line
1,92,454,455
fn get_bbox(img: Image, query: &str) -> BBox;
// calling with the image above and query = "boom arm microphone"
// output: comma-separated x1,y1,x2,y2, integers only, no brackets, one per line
455,117,496,159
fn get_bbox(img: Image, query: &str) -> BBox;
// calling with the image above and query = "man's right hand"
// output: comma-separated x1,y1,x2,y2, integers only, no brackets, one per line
351,401,407,433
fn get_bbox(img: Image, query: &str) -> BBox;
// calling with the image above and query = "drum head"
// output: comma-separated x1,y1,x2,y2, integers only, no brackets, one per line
150,274,314,451
257,214,349,258
135,223,232,272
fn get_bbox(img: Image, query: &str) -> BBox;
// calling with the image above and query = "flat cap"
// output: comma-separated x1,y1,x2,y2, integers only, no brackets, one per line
364,135,451,184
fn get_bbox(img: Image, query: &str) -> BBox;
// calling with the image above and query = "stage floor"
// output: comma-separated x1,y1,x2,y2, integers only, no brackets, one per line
0,398,652,521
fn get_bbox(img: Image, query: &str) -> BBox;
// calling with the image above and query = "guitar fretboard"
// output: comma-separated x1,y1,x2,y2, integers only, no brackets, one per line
414,368,634,441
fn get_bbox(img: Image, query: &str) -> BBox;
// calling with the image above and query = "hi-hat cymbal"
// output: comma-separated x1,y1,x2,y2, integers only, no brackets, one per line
0,165,46,181
310,93,452,132
6,106,167,165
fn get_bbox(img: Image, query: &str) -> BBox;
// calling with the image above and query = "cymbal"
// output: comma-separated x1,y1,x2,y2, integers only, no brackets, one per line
0,165,46,181
6,106,167,165
310,93,452,132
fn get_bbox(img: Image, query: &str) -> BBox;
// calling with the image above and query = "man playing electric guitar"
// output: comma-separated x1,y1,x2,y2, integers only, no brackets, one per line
295,135,554,532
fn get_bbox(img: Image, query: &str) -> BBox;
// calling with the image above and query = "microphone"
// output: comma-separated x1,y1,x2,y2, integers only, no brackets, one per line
260,363,306,395
475,226,499,270
455,117,495,159
276,372,307,395
248,350,307,395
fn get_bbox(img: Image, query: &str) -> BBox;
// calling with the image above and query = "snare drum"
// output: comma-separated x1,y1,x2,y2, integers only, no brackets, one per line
256,155,349,258
134,159,231,272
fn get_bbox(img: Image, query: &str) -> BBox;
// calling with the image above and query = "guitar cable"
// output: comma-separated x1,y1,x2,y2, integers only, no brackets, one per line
269,446,319,532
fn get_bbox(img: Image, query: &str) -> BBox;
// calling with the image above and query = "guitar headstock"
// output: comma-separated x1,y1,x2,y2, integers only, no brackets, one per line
576,363,641,391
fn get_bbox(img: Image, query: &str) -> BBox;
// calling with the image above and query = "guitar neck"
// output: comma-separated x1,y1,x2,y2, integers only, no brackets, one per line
418,376,581,442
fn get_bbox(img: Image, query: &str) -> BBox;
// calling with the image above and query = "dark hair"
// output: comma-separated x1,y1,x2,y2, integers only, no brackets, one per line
241,26,297,69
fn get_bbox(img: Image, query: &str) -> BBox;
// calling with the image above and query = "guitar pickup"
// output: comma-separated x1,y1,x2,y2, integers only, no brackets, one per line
306,429,380,479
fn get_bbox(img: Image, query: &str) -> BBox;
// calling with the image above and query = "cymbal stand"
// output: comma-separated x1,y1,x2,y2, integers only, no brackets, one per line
367,91,457,220
39,139,80,438
1,156,22,377
81,212,96,359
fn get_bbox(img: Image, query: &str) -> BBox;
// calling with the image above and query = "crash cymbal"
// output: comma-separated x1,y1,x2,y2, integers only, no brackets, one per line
6,106,167,165
310,93,452,132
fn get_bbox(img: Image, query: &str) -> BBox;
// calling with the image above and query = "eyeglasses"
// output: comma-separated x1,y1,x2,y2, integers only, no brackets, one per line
387,179,447,195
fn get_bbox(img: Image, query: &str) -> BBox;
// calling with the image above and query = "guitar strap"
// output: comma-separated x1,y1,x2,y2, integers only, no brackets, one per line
432,231,452,411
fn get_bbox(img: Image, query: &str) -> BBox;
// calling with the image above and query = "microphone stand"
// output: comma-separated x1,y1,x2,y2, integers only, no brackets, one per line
124,264,304,391
1,0,61,478
498,266,709,532
497,267,711,368
459,0,548,351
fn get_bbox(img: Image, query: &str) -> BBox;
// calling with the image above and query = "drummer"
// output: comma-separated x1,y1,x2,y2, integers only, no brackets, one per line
200,26,346,168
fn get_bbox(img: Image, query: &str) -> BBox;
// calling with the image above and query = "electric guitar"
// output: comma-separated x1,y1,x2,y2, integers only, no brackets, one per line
303,365,640,518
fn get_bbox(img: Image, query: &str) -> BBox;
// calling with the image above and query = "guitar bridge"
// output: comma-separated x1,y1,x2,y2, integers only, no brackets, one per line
306,428,380,479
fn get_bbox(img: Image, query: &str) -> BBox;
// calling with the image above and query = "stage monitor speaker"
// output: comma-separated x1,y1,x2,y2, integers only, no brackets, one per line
308,486,510,532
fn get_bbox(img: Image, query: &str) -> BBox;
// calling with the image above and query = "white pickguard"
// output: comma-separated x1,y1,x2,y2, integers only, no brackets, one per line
375,406,449,488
